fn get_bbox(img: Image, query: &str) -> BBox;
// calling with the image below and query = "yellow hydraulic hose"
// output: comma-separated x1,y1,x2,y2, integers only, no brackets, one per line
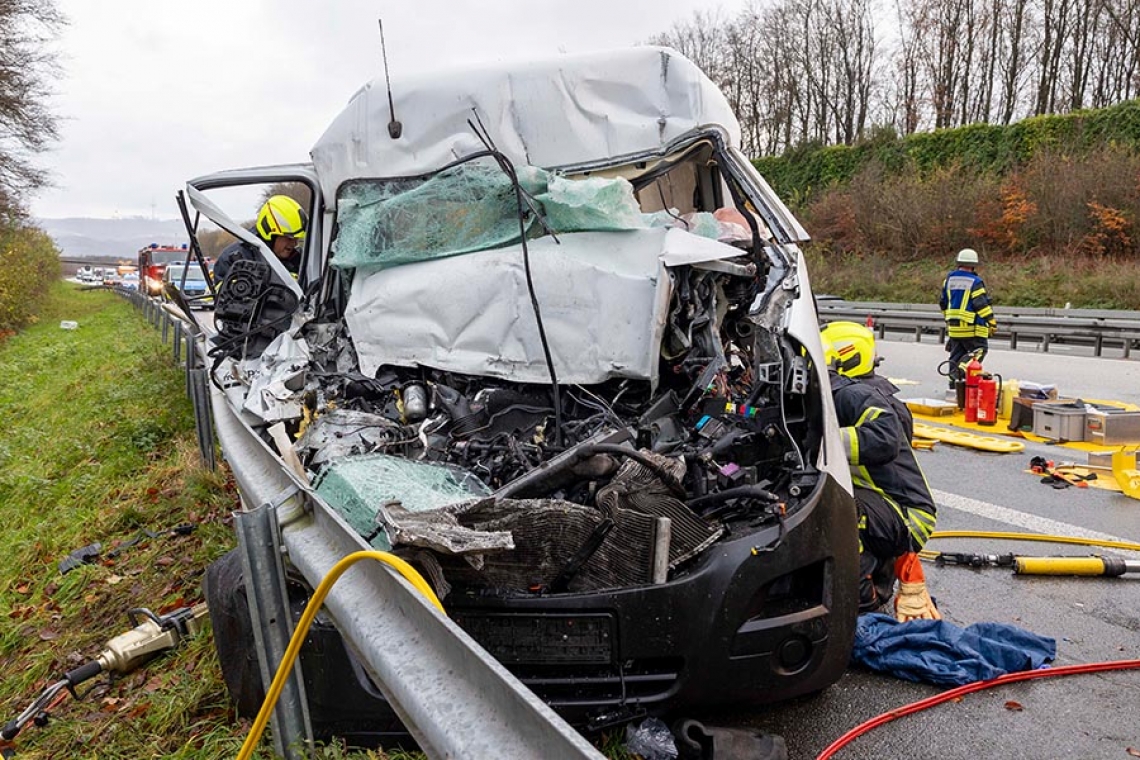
235,551,445,760
924,530,1140,553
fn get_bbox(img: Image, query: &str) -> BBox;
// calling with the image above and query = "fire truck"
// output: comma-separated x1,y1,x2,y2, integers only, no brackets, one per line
137,244,204,297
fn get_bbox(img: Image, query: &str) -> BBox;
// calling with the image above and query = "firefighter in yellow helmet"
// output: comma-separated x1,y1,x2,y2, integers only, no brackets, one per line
821,321,941,622
213,195,308,284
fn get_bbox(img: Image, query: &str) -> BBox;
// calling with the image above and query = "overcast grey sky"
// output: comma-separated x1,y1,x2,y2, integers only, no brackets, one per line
31,1,745,220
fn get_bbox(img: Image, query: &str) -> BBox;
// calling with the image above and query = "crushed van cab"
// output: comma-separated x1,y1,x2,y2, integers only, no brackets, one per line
190,46,859,738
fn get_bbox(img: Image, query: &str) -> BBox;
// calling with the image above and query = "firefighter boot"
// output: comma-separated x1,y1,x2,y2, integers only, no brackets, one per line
893,552,941,622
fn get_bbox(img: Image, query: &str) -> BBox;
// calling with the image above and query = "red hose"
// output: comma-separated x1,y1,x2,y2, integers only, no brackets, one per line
816,658,1140,760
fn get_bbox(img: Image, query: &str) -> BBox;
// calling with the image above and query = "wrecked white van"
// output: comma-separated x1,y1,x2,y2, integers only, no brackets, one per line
189,46,858,741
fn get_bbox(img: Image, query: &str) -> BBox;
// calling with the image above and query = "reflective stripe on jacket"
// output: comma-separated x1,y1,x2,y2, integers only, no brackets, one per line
831,371,938,551
939,268,995,338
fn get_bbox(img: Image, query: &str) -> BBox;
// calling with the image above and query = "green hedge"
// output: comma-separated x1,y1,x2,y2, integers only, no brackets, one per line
0,222,61,336
753,99,1140,207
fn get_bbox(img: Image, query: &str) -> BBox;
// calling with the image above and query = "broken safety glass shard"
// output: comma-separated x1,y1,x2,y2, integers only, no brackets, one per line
314,453,503,553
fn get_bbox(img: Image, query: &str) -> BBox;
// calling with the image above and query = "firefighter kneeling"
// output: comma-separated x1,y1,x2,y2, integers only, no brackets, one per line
822,322,941,621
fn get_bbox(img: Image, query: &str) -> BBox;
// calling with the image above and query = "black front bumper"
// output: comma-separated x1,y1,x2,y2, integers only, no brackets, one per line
447,473,859,723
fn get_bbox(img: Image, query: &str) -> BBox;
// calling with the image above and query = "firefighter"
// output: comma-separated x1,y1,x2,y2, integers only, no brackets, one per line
939,248,996,388
213,195,308,285
821,321,941,621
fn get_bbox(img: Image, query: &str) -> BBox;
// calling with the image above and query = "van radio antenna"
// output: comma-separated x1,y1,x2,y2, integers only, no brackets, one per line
378,19,402,139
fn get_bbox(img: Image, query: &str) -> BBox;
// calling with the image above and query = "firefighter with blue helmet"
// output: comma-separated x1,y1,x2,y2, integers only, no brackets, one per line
822,321,941,621
940,248,996,388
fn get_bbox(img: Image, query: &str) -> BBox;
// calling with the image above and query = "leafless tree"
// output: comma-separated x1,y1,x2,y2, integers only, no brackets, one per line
649,0,1140,155
0,0,62,220
1033,0,1075,115
259,182,314,213
996,0,1031,123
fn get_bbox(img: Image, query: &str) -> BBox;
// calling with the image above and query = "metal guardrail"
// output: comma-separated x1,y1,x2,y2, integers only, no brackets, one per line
818,299,1140,358
114,287,605,760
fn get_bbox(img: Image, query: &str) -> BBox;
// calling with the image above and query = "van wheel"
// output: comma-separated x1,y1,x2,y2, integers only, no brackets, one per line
202,549,266,716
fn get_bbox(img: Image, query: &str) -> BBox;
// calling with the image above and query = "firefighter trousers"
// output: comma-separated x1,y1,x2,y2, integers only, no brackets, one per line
855,486,912,612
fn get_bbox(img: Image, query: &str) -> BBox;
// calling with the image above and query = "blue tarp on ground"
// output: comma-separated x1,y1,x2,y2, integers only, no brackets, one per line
852,613,1057,686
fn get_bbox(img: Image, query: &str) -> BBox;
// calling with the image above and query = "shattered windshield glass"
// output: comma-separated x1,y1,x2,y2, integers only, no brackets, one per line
332,160,536,270
330,160,743,271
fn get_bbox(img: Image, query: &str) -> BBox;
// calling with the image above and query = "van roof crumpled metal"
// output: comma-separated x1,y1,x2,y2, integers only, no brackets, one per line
309,46,742,195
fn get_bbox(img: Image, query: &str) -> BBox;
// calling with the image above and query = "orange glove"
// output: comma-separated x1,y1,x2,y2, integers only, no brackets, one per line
893,552,941,622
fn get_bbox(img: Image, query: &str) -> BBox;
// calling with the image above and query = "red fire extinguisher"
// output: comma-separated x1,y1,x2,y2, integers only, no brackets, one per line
964,357,984,423
976,373,1002,426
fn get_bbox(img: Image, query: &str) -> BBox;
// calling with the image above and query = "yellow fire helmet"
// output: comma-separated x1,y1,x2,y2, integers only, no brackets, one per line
256,195,308,243
820,321,877,378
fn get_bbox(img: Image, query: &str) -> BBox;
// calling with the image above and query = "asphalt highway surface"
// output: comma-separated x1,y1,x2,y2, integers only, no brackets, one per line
713,339,1140,760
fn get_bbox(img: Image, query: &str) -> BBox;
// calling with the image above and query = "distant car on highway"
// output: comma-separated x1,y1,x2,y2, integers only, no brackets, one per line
121,272,140,291
77,265,95,282
162,263,213,309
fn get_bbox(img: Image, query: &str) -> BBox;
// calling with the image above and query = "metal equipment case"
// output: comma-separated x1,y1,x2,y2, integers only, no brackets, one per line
1033,402,1088,442
1085,408,1140,445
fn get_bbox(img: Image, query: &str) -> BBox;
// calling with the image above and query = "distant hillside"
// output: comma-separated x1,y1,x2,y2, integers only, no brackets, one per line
35,217,189,259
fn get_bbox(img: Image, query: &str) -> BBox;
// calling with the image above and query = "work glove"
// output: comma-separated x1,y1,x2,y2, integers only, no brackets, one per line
893,552,941,622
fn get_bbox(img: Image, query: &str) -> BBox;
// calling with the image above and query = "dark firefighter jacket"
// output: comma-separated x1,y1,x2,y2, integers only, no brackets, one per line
939,268,995,339
830,371,937,551
213,234,300,285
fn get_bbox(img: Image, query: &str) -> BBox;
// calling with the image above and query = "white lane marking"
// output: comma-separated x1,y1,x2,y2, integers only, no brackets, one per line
932,488,1140,555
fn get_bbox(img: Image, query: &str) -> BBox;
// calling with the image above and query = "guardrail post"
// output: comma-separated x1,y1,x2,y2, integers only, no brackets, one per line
1010,331,1019,350
1042,334,1051,352
234,503,313,760
173,322,183,366
189,367,216,470
1094,335,1103,357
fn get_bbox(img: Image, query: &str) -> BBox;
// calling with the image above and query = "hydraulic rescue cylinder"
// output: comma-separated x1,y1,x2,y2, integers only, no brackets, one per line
1013,557,1140,577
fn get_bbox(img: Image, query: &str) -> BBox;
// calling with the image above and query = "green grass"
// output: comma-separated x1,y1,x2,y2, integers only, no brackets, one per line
0,282,405,759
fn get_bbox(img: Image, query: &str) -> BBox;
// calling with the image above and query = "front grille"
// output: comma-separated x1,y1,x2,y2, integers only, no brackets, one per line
452,611,681,704
515,658,683,704
452,611,614,665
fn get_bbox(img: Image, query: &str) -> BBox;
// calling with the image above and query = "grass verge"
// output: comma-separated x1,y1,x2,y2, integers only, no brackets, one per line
0,283,423,759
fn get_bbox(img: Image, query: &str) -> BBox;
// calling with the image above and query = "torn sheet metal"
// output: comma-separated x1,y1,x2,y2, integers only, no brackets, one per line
241,330,310,422
294,409,413,468
310,47,741,201
660,227,755,267
345,229,673,386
